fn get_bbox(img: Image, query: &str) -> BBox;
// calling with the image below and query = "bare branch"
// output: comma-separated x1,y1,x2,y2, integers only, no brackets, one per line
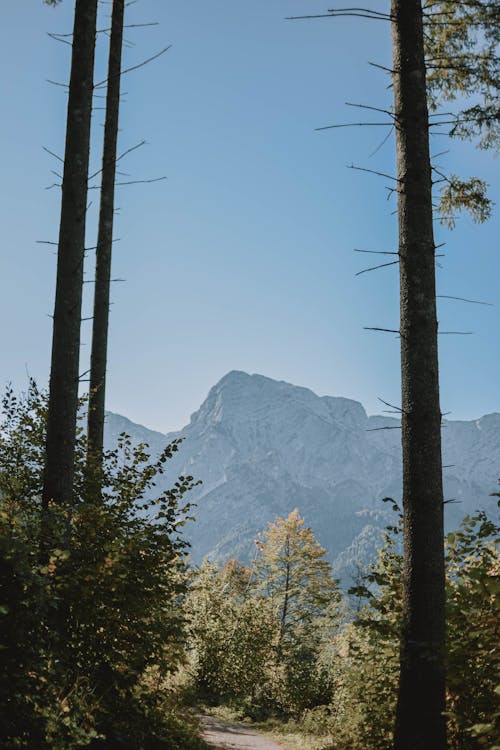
348,163,400,181
88,140,146,180
46,79,69,89
47,32,72,47
364,327,400,334
437,294,493,306
366,425,402,431
346,101,396,118
438,330,474,335
354,248,398,255
368,61,396,74
287,9,392,21
43,146,64,163
368,126,394,158
356,260,399,276
94,44,172,89
378,397,403,413
315,121,392,131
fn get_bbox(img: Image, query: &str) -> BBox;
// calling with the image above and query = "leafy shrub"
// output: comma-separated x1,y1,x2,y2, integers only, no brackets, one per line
0,382,202,749
185,511,342,719
328,499,500,750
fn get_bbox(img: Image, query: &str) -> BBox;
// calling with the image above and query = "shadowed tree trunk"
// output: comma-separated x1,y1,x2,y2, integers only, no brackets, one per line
87,0,125,490
391,2,447,749
43,0,98,509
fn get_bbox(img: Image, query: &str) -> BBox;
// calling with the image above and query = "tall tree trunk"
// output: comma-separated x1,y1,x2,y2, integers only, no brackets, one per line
391,2,447,749
87,0,125,487
42,0,98,509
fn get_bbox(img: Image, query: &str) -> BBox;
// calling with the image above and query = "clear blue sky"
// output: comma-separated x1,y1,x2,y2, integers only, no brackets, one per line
1,1,498,431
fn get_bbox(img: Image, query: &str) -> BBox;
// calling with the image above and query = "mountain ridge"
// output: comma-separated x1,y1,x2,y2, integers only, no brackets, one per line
104,371,500,583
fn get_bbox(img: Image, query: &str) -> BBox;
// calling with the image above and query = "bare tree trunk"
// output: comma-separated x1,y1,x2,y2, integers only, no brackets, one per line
391,2,447,749
42,0,98,509
87,0,125,488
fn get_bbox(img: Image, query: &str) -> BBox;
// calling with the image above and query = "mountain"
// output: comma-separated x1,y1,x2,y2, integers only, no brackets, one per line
104,371,500,584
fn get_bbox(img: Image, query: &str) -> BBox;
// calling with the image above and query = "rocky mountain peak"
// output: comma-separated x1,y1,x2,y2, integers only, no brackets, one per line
105,371,499,585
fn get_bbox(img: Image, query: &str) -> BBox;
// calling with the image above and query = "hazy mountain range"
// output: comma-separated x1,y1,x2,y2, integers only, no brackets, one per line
104,371,500,584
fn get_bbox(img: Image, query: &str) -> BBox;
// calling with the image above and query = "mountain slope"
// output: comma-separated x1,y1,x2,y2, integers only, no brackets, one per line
104,371,500,583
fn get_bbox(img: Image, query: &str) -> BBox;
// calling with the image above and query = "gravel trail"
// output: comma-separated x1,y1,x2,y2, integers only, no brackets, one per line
199,714,287,750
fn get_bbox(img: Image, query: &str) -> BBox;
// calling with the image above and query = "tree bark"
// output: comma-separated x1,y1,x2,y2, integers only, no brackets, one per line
42,0,98,508
87,0,125,486
391,2,447,749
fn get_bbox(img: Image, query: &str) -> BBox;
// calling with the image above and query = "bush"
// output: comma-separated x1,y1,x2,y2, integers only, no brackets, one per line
0,382,202,749
325,499,500,750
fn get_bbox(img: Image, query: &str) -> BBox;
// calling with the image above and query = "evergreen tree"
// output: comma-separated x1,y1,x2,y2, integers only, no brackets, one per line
43,0,98,508
87,0,125,488
391,3,447,748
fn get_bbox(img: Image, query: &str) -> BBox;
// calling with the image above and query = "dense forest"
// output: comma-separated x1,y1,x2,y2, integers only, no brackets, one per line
0,1,498,749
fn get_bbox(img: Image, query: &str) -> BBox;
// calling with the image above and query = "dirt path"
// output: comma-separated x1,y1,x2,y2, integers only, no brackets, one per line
199,714,287,750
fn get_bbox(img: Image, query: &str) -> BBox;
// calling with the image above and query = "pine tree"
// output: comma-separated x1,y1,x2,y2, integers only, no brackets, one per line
391,2,447,748
43,0,98,508
87,0,125,490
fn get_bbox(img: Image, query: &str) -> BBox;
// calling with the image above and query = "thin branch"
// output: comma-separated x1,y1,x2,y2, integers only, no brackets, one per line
287,10,392,21
364,327,400,334
431,149,450,159
88,175,166,189
315,121,392,130
437,294,493,306
348,163,400,181
368,126,394,158
368,61,396,74
354,248,398,255
88,140,146,181
94,44,172,88
378,397,403,413
43,146,64,163
46,79,69,89
366,425,402,431
356,260,399,276
117,139,146,163
346,101,396,118
47,32,72,47
116,175,167,186
96,22,160,33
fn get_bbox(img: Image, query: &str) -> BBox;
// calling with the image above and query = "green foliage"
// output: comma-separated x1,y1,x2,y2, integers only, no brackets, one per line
186,510,342,719
425,1,500,149
437,175,492,228
185,559,277,712
423,1,499,223
181,495,498,748
255,509,341,649
329,499,500,750
254,510,341,716
445,508,500,750
0,382,202,749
